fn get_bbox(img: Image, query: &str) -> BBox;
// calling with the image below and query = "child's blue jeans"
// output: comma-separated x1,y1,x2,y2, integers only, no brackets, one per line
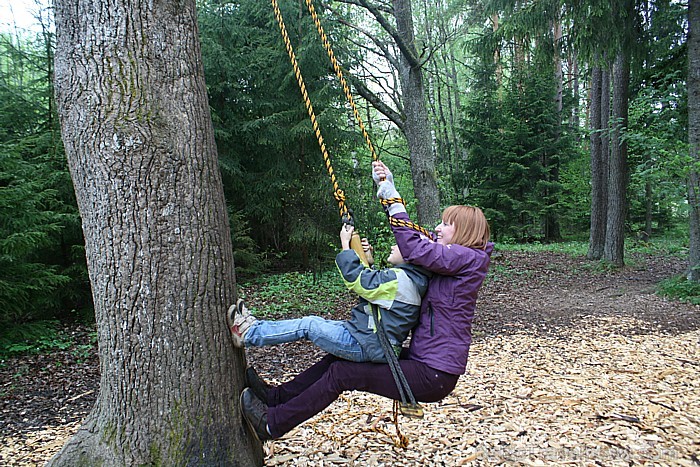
245,316,367,362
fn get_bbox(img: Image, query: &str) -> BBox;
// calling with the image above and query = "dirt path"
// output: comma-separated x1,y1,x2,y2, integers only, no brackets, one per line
2,251,699,465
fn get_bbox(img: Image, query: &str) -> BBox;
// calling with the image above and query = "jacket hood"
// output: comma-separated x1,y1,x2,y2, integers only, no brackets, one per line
395,263,431,292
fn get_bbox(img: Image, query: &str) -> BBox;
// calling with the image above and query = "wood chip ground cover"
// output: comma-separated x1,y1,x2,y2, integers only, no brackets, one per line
1,251,699,465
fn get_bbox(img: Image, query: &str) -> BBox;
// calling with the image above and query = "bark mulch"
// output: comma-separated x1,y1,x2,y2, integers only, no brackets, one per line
1,250,699,466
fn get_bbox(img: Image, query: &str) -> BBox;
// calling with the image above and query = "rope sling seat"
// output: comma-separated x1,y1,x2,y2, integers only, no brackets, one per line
270,0,434,448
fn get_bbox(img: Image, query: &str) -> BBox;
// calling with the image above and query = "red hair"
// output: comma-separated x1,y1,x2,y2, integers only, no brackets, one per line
442,205,490,250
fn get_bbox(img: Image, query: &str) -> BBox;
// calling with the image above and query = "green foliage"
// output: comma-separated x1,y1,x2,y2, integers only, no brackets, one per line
0,148,72,322
0,320,73,357
627,230,689,257
460,61,573,241
624,0,688,239
658,275,700,305
1,1,693,338
566,0,629,64
0,32,91,326
199,0,365,268
229,208,270,278
557,147,591,237
240,270,352,318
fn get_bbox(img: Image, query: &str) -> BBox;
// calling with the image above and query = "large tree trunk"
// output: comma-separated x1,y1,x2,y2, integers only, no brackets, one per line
587,65,606,260
688,0,700,281
50,1,261,465
393,0,440,225
604,49,630,267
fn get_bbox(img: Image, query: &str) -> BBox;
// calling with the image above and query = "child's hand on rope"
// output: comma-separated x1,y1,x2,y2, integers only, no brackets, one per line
340,223,354,249
372,161,394,186
361,238,374,266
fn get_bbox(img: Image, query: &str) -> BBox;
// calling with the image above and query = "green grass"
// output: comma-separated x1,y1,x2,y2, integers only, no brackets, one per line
627,236,688,257
493,236,689,278
496,240,589,256
484,261,533,284
496,235,687,259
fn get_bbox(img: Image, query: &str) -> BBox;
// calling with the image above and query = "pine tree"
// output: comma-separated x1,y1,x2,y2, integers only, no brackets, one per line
0,31,89,325
199,0,359,268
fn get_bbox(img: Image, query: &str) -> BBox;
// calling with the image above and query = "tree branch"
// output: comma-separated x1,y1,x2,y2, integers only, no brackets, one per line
335,0,393,15
330,11,400,70
353,0,422,69
348,73,405,129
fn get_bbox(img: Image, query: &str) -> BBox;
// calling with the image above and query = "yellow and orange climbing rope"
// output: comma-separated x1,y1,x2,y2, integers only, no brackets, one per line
270,0,431,240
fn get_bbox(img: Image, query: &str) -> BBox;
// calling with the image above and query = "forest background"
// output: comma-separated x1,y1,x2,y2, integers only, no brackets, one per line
0,0,695,351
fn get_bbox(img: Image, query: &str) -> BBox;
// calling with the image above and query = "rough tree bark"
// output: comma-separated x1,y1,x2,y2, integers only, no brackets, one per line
587,65,607,260
604,49,630,267
50,0,261,465
688,0,700,281
392,0,440,225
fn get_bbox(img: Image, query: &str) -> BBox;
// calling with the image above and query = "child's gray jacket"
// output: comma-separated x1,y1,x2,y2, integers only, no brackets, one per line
335,249,430,363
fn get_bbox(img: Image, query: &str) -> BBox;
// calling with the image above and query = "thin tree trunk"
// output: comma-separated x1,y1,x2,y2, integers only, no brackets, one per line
644,180,653,240
604,50,630,267
492,13,502,86
544,15,563,241
688,0,700,281
588,65,606,260
50,0,260,464
601,65,611,179
435,5,463,199
571,51,580,140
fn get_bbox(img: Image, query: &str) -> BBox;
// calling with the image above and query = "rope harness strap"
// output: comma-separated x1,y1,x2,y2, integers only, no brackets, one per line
370,303,424,418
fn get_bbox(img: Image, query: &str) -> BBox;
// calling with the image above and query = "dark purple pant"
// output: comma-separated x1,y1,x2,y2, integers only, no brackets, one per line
266,353,459,438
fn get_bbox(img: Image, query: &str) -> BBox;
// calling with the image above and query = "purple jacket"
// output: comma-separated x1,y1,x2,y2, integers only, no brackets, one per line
391,212,493,375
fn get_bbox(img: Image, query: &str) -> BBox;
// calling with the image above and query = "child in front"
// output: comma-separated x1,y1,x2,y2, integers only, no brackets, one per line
228,224,430,363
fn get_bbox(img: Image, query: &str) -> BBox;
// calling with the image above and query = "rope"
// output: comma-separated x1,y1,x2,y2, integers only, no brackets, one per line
310,394,410,448
300,0,434,243
381,198,434,238
271,0,350,220
301,0,379,163
271,0,432,429
272,0,433,240
389,217,433,238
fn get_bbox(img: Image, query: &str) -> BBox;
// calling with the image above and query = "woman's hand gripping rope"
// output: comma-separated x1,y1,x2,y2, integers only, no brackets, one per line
372,161,406,216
